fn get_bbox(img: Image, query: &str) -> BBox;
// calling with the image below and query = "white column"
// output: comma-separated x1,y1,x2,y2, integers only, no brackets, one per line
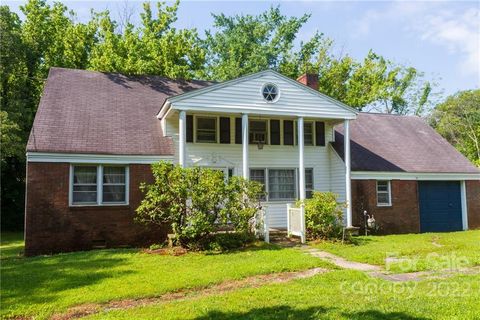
298,117,305,200
461,180,468,230
179,110,186,167
298,117,306,243
242,114,249,179
344,119,352,227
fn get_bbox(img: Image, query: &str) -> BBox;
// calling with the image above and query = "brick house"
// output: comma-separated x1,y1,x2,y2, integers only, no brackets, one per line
25,67,480,256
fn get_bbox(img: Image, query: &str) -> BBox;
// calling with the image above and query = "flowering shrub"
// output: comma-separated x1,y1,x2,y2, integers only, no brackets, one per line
136,161,264,249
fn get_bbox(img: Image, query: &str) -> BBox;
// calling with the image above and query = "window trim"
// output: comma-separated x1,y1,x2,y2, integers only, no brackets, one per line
295,120,315,146
376,180,392,207
195,116,218,143
249,119,268,145
69,164,129,207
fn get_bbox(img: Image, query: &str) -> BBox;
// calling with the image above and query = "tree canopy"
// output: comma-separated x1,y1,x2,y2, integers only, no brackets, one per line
430,90,480,167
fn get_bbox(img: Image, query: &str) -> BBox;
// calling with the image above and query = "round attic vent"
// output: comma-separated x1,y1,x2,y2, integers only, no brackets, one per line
262,83,279,102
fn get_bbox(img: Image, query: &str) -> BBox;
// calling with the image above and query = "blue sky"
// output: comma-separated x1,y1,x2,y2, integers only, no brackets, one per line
5,0,480,98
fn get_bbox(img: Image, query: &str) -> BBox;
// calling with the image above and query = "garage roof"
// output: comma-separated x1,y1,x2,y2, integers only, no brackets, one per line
333,113,480,174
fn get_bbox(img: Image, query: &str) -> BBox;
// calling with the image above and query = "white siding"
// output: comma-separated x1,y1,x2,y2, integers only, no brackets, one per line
169,72,356,120
166,113,337,228
328,145,347,224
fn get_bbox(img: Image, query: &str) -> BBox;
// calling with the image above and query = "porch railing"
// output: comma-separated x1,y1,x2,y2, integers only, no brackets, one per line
287,203,306,243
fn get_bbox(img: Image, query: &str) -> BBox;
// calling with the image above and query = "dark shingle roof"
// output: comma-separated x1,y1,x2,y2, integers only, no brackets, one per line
27,67,212,155
332,113,480,174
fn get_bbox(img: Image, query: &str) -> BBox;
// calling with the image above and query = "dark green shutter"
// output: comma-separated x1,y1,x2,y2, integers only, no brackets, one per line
186,115,193,142
315,121,325,146
284,120,294,145
270,120,280,145
219,117,230,144
235,118,242,144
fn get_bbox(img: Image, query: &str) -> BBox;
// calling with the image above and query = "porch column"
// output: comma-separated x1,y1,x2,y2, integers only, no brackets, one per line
242,113,249,179
178,110,186,167
344,119,352,227
298,117,305,200
298,117,306,244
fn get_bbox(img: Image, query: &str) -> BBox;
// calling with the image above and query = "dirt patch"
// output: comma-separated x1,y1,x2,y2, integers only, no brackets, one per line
50,267,328,320
142,247,188,256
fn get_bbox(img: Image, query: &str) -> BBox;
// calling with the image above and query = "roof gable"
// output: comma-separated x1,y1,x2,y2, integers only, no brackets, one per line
162,70,357,120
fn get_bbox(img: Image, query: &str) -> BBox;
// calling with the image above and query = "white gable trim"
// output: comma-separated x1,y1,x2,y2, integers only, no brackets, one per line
158,70,358,119
351,171,480,181
27,152,173,164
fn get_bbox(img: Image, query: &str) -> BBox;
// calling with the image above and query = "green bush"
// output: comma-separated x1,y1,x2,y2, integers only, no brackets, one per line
299,191,346,240
136,161,264,249
202,232,256,252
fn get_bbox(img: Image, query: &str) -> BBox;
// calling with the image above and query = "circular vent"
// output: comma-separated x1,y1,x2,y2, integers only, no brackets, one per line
262,83,279,102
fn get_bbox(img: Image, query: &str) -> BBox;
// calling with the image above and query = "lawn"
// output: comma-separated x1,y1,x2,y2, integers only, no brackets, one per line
0,233,327,320
2,230,479,320
87,271,480,320
311,230,480,273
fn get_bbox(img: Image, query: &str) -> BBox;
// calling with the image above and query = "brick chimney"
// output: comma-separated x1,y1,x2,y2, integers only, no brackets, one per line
296,73,319,91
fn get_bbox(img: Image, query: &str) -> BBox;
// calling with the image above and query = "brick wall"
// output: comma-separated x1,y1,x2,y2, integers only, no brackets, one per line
466,180,480,229
25,163,167,256
351,180,420,234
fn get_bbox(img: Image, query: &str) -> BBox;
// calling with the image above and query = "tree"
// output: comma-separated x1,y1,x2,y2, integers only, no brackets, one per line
89,1,205,79
430,90,480,167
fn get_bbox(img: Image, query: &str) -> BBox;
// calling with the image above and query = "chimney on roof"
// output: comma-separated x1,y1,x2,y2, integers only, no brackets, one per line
296,73,319,91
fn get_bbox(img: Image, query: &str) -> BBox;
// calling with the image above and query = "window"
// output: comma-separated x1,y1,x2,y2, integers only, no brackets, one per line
296,122,314,146
249,120,268,144
268,169,296,200
305,168,314,198
250,169,266,200
103,166,126,203
71,165,128,206
377,180,391,206
262,83,279,102
72,166,97,204
196,117,217,143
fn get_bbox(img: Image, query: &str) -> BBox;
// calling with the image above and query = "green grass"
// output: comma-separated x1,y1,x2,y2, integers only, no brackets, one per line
0,233,327,320
1,232,24,260
311,230,480,272
87,271,480,320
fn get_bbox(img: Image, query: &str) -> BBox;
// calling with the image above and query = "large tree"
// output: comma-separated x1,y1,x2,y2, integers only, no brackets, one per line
430,90,480,167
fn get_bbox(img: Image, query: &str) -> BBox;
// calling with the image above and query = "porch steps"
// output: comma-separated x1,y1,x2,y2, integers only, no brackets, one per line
269,230,302,247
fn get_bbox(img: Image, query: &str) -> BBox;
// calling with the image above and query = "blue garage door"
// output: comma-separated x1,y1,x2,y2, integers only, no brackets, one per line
418,181,463,233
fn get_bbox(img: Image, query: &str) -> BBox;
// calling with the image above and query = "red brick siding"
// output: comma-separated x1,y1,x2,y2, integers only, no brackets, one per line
466,180,480,229
25,163,167,256
351,180,420,234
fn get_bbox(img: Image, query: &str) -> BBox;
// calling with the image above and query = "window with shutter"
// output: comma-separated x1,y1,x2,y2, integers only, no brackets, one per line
235,118,242,144
315,121,325,146
270,120,280,145
186,115,193,143
284,120,294,145
219,117,230,144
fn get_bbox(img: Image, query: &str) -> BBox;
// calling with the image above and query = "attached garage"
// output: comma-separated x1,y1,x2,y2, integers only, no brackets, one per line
418,181,463,233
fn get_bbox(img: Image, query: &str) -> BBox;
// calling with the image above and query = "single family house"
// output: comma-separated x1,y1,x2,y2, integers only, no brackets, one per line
24,67,480,256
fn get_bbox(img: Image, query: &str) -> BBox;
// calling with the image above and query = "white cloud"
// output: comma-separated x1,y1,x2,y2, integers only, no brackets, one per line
350,1,480,78
418,8,479,77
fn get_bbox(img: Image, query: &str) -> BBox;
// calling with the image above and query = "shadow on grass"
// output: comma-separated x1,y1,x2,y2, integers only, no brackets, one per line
194,306,430,320
203,241,283,256
1,250,132,307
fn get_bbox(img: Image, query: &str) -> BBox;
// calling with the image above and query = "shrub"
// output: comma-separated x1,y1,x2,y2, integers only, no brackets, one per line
136,161,264,249
202,232,256,252
299,191,346,240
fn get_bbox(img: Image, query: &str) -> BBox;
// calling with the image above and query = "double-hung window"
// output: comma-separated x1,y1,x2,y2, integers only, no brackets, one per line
249,120,268,144
305,168,314,198
376,180,391,206
268,169,296,200
196,117,217,143
295,121,314,146
71,165,128,206
250,169,267,200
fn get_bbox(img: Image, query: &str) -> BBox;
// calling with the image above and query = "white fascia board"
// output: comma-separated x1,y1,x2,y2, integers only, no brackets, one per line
351,171,480,181
27,152,173,164
157,101,171,119
164,105,357,120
